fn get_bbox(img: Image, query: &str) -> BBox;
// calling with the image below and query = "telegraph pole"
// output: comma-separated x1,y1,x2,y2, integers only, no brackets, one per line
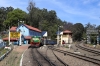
8,26,10,45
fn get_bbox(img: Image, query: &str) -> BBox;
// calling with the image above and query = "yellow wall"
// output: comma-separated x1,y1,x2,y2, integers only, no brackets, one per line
61,34,72,44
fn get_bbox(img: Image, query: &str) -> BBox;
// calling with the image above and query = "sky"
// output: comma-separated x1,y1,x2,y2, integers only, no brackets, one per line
0,0,100,26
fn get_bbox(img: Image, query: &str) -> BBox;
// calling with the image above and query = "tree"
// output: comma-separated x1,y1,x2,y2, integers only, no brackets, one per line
63,21,73,31
27,0,36,26
96,25,100,30
0,6,14,31
72,23,84,41
4,8,27,28
27,1,64,39
84,22,96,32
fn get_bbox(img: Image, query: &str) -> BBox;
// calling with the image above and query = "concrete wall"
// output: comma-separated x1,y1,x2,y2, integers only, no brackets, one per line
17,24,29,36
60,34,72,44
17,24,42,37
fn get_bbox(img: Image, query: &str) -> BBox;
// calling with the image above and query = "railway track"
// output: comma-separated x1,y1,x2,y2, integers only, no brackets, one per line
52,50,68,66
31,48,56,66
49,46,100,66
75,43,100,55
46,47,68,66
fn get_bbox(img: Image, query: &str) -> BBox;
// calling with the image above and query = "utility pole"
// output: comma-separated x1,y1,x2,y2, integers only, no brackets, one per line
57,26,59,46
8,26,10,45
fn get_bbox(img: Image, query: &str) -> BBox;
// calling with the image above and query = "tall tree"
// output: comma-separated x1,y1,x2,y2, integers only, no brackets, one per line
63,21,73,31
96,25,100,30
0,6,14,31
84,22,96,32
27,0,36,26
27,1,64,39
4,8,27,28
72,23,84,41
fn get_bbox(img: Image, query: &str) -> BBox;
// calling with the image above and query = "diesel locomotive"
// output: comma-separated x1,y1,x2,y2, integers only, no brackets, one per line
29,36,43,48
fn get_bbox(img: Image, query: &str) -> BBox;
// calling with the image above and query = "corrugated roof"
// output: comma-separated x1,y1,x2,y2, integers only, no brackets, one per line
10,27,17,31
63,30,72,33
24,24,41,32
10,24,41,32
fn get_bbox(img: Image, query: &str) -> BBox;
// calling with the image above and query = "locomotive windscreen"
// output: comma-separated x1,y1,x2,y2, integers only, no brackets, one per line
31,36,40,43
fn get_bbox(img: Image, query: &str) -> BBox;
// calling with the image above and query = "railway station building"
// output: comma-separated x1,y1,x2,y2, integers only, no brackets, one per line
57,30,73,45
3,24,42,45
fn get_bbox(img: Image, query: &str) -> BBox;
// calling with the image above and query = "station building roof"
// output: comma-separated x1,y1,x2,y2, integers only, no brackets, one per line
10,27,17,32
63,30,72,33
10,24,41,32
24,24,41,32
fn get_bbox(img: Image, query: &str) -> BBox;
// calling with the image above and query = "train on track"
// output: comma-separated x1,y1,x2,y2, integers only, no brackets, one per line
29,36,43,48
29,36,57,48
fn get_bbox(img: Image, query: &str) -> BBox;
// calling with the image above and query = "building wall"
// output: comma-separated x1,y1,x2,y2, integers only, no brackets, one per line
62,35,69,43
17,24,42,37
29,29,41,37
17,24,29,36
61,34,72,44
3,24,42,45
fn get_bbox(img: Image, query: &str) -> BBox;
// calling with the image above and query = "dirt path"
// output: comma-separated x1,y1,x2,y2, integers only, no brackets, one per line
0,45,29,66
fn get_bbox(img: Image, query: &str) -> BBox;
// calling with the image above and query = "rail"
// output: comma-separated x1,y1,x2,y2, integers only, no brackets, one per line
49,47,100,65
75,43,100,55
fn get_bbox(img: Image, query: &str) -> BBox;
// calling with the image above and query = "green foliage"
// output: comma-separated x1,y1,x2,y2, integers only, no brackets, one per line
72,23,84,41
84,22,96,33
63,21,73,31
82,32,87,40
0,49,8,57
0,6,14,31
90,34,97,44
27,1,63,39
4,8,27,27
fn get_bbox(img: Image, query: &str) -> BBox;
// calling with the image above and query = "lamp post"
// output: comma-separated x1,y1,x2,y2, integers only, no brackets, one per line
8,26,10,45
18,20,24,27
57,25,63,46
57,26,59,46
18,20,24,46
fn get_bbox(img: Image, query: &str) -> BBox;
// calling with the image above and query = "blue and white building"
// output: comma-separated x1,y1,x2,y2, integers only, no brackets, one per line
3,24,42,45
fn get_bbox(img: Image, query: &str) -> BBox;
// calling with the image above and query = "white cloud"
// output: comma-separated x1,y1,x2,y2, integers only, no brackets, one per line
47,0,100,20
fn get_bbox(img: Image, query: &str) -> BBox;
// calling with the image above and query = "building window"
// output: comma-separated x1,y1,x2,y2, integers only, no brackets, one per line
18,29,21,32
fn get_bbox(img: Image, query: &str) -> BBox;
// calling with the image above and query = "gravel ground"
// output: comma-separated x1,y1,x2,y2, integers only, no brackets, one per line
22,48,37,66
55,47,99,66
71,44,100,60
38,45,99,66
1,44,99,66
84,44,100,50
21,44,100,66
